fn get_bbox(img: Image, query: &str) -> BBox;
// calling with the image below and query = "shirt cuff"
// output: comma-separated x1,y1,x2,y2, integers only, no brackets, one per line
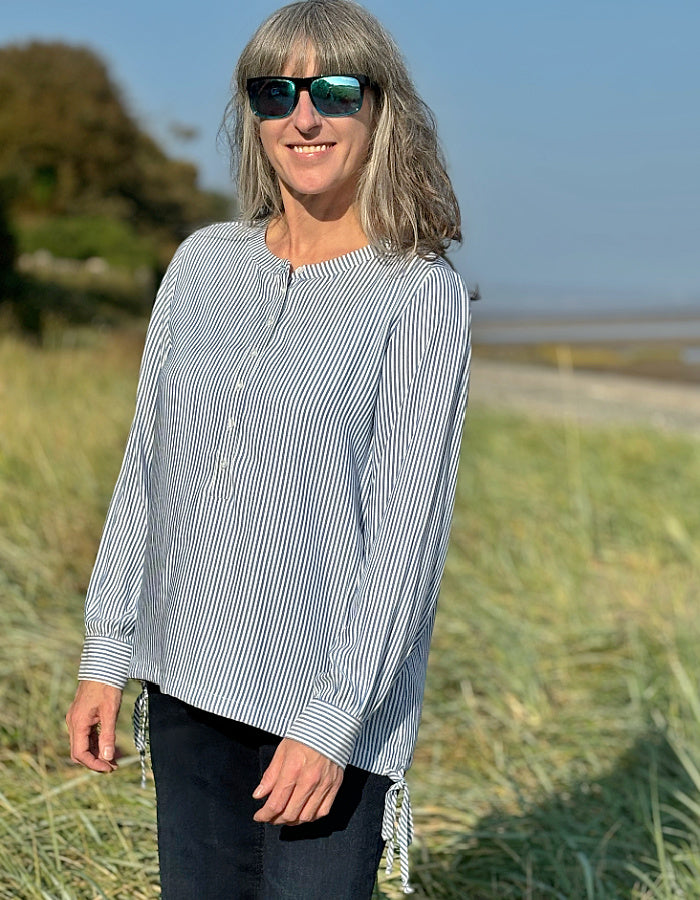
78,636,133,689
285,698,362,768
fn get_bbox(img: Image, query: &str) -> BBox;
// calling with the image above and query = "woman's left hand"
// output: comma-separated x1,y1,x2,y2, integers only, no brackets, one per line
252,737,343,825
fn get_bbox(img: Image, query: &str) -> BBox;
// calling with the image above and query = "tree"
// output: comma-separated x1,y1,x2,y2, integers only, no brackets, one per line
0,41,229,239
0,185,17,301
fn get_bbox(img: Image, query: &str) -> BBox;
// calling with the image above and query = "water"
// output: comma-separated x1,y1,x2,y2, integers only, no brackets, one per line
682,346,700,365
473,315,700,345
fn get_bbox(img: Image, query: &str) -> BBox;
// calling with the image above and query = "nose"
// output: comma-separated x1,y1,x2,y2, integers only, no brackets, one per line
291,88,322,132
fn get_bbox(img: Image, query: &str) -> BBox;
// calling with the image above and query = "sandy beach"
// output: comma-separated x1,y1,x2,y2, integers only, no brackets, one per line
470,356,700,437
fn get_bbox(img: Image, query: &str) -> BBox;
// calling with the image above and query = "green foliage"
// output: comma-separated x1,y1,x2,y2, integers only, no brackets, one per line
0,41,230,237
0,185,17,299
18,216,158,270
5,276,155,342
0,40,234,338
3,214,157,338
1,332,699,897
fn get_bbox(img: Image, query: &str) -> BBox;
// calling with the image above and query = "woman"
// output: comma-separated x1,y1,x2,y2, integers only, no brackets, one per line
66,1,471,896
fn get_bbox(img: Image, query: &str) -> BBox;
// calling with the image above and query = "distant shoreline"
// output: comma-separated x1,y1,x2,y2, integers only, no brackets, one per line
473,312,700,343
471,311,700,385
470,357,700,436
473,307,700,326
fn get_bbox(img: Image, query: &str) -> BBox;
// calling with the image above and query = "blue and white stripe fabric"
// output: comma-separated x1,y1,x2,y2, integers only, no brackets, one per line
79,221,471,891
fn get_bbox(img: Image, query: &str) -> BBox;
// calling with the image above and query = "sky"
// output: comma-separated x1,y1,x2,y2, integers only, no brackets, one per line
2,0,699,315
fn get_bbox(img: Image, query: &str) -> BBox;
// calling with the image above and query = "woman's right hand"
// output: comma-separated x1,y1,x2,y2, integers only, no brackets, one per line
66,680,123,772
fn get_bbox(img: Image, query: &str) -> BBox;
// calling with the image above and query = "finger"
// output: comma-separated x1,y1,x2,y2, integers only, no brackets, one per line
66,708,95,762
252,742,286,800
262,769,341,825
285,786,330,825
269,780,319,824
70,722,114,772
316,776,342,818
252,738,342,823
253,781,297,823
292,771,343,824
66,683,122,773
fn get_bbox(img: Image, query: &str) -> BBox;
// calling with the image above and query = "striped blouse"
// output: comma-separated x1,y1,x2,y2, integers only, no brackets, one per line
79,221,471,891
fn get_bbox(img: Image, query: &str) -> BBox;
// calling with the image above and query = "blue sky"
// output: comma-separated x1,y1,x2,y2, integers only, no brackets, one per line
2,0,699,314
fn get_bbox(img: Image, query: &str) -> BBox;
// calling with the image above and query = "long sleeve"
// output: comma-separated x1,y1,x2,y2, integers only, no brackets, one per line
286,264,471,766
78,246,181,688
82,223,470,792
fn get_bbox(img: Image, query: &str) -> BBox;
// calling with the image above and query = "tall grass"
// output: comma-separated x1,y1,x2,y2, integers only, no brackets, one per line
1,328,699,898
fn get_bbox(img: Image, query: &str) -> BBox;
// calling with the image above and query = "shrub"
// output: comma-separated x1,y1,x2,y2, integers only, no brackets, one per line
17,215,158,270
0,188,17,299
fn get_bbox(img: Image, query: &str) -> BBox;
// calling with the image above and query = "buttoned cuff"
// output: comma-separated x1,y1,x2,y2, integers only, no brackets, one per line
285,698,362,768
78,636,133,689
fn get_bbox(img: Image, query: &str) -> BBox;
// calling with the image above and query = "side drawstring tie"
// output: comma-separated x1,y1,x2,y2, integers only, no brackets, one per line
132,681,150,788
381,775,415,894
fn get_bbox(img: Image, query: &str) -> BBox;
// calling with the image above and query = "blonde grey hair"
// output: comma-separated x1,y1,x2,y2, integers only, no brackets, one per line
221,0,462,259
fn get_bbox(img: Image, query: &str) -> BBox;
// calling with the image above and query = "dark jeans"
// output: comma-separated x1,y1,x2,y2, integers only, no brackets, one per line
148,685,389,900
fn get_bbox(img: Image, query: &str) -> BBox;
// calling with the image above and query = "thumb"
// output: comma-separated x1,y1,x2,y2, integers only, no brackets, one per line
98,714,117,764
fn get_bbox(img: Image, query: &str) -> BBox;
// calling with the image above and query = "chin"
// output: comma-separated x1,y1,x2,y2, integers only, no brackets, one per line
286,174,355,202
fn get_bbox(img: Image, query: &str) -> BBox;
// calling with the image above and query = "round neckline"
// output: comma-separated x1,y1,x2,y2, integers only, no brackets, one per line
251,223,376,279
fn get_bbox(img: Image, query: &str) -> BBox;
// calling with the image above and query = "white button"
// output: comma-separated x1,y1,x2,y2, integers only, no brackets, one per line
250,349,259,359
227,417,235,431
267,317,275,327
220,459,228,470
235,381,244,392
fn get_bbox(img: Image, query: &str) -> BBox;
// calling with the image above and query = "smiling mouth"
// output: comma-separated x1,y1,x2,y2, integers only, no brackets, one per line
289,143,336,154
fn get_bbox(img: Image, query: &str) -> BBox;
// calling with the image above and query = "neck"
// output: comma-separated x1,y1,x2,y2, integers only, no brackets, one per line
266,184,369,270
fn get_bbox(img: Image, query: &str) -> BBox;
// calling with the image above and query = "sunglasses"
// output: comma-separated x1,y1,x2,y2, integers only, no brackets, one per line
246,75,372,119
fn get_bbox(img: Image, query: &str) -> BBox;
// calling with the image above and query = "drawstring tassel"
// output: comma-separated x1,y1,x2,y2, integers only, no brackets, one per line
132,681,150,789
381,776,415,894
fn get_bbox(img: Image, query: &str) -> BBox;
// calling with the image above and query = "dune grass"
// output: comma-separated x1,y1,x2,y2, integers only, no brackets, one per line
0,328,699,899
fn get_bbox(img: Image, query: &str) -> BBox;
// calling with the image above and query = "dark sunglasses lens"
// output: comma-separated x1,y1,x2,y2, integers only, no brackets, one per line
249,79,296,118
311,76,363,116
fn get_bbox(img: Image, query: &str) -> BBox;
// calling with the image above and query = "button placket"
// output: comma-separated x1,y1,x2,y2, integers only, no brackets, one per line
262,270,288,336
212,272,289,495
216,347,257,494
217,387,244,494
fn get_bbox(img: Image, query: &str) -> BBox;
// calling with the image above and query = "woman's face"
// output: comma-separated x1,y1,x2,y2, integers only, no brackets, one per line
258,56,374,214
